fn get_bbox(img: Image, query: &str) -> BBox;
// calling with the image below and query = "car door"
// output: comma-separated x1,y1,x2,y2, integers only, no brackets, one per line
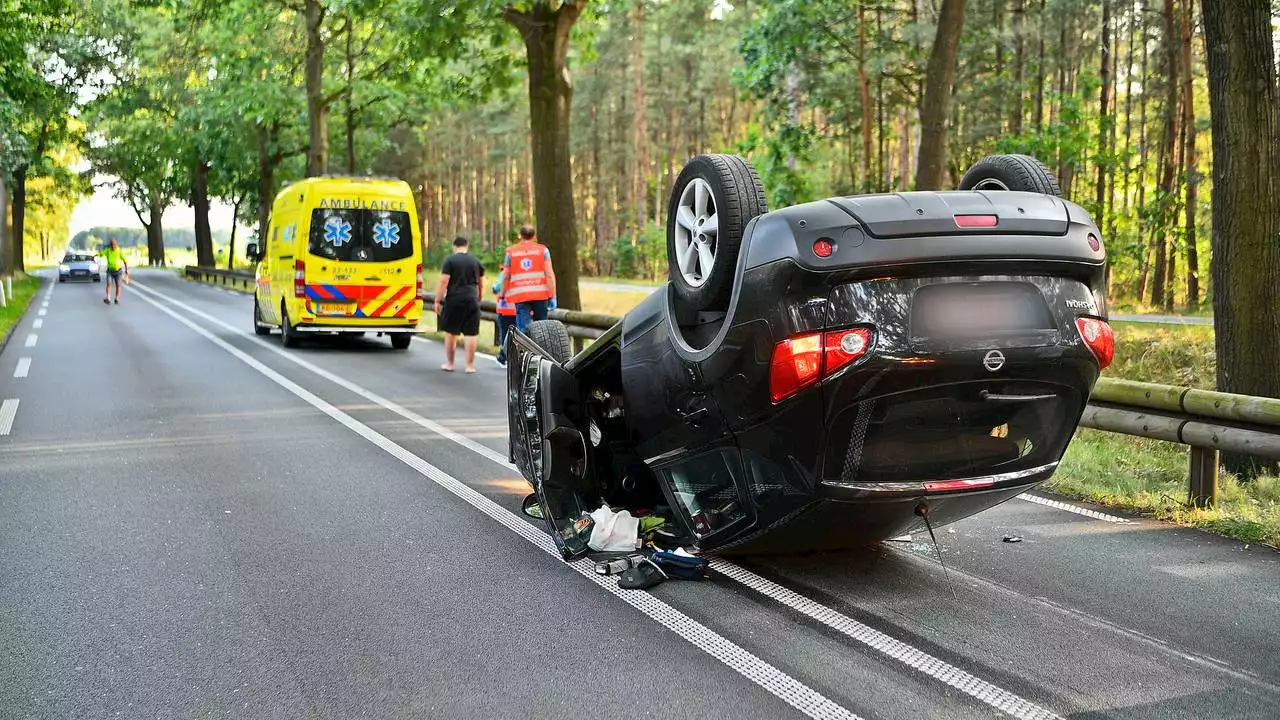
506,329,595,561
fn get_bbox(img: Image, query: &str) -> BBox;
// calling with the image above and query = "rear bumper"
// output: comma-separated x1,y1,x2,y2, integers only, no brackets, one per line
717,477,1050,554
296,324,419,334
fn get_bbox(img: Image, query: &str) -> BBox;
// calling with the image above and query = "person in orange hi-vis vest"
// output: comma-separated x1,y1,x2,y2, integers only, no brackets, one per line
499,224,557,333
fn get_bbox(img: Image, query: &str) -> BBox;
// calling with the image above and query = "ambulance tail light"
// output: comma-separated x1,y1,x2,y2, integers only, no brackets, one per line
294,259,306,298
416,264,424,299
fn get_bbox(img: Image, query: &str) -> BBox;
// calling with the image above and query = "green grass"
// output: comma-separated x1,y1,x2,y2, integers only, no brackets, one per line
0,274,41,341
1107,321,1216,388
1050,429,1280,547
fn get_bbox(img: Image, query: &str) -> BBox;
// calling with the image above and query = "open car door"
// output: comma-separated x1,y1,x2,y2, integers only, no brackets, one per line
506,329,596,561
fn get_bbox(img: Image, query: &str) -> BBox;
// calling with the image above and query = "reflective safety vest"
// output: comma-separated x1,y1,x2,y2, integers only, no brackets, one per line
503,240,552,304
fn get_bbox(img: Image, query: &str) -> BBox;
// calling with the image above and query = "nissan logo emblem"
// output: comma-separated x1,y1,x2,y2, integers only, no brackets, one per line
983,350,1006,372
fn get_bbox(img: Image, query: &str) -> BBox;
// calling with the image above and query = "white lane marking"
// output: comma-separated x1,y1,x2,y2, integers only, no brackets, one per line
0,399,18,435
134,279,1059,719
32,319,43,329
37,308,47,317
1017,493,1130,523
14,358,31,378
709,561,1062,720
130,284,861,720
23,334,37,348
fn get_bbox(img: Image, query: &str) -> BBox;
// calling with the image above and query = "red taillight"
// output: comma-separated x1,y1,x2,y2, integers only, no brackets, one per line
1087,233,1101,252
770,327,874,403
954,214,998,228
1076,317,1114,370
415,263,424,299
294,259,305,298
923,478,996,492
812,239,834,258
824,327,873,376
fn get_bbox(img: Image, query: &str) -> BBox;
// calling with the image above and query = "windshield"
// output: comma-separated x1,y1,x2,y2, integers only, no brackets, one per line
308,208,413,263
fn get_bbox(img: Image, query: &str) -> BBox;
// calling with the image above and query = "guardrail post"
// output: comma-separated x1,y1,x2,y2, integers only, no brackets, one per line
1189,446,1219,507
0,276,7,307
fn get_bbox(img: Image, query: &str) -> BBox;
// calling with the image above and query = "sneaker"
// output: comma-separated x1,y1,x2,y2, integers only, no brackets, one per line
494,355,506,367
103,298,109,305
113,299,119,304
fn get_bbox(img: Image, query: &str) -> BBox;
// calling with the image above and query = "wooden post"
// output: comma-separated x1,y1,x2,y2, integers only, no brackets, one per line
1189,446,1220,506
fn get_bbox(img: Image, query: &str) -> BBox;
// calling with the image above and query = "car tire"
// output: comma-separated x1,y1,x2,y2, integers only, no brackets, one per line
254,298,271,336
957,154,1062,197
527,319,572,364
666,154,768,314
281,303,300,348
390,334,412,350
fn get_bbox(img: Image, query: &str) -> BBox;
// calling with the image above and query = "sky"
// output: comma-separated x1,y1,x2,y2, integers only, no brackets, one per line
69,178,248,236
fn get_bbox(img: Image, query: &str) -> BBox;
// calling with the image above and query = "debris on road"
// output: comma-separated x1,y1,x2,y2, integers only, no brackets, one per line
1002,535,1023,543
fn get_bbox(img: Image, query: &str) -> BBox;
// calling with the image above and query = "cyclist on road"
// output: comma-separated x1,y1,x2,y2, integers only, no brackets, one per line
100,239,129,305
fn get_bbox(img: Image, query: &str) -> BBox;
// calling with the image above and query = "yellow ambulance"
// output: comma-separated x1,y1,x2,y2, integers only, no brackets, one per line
247,176,423,349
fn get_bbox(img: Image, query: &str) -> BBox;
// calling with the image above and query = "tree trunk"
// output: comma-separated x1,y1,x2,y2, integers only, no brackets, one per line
193,154,215,268
1202,0,1280,476
858,4,873,192
11,167,26,273
1152,0,1181,310
304,0,328,177
345,25,357,174
1180,0,1199,308
1121,0,1137,212
228,199,240,271
1034,0,1046,132
504,1,585,311
915,0,967,190
256,124,276,242
147,204,165,267
1011,0,1025,134
1097,0,1112,216
629,0,647,232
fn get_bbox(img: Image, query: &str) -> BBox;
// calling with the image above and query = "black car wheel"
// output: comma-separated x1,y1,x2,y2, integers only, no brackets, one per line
666,154,768,313
957,154,1062,197
390,334,412,350
281,303,300,348
253,298,271,336
527,319,572,364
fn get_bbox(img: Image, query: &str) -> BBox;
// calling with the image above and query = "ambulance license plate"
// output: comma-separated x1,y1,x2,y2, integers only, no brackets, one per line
316,302,354,316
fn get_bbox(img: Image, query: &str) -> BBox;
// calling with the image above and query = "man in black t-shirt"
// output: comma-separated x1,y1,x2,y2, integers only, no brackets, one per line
433,236,485,373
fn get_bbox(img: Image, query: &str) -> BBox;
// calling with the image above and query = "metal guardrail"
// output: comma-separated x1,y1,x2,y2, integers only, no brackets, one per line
185,265,1279,505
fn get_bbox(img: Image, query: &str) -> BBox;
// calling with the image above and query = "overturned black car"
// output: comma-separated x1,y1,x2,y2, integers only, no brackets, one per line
508,154,1113,559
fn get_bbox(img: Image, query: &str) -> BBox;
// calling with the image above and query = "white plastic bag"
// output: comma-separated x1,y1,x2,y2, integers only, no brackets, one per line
587,504,640,552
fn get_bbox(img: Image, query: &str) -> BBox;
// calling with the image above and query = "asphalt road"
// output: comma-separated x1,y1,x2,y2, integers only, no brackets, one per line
1,270,1273,720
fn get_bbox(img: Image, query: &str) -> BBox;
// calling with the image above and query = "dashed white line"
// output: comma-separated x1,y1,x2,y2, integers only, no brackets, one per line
130,282,861,720
32,319,43,329
14,358,31,378
37,308,47,317
133,280,1061,720
0,399,18,435
1017,493,1131,523
23,334,37,348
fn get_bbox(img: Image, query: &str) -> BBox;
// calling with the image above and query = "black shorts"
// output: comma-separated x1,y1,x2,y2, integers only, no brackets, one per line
440,299,480,336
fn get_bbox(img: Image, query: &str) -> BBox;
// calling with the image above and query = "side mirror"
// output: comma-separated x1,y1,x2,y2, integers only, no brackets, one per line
245,243,259,261
521,493,544,520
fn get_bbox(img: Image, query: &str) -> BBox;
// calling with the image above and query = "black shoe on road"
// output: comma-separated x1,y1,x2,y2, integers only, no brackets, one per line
113,299,119,304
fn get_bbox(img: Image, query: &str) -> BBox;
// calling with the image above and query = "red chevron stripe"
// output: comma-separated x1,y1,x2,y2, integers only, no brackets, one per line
370,285,411,317
395,298,419,317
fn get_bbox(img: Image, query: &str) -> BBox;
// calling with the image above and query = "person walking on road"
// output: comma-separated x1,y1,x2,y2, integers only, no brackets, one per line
499,225,556,333
492,275,517,366
100,239,129,305
433,236,484,373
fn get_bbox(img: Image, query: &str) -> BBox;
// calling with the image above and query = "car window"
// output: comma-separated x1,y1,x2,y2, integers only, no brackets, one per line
308,208,412,262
